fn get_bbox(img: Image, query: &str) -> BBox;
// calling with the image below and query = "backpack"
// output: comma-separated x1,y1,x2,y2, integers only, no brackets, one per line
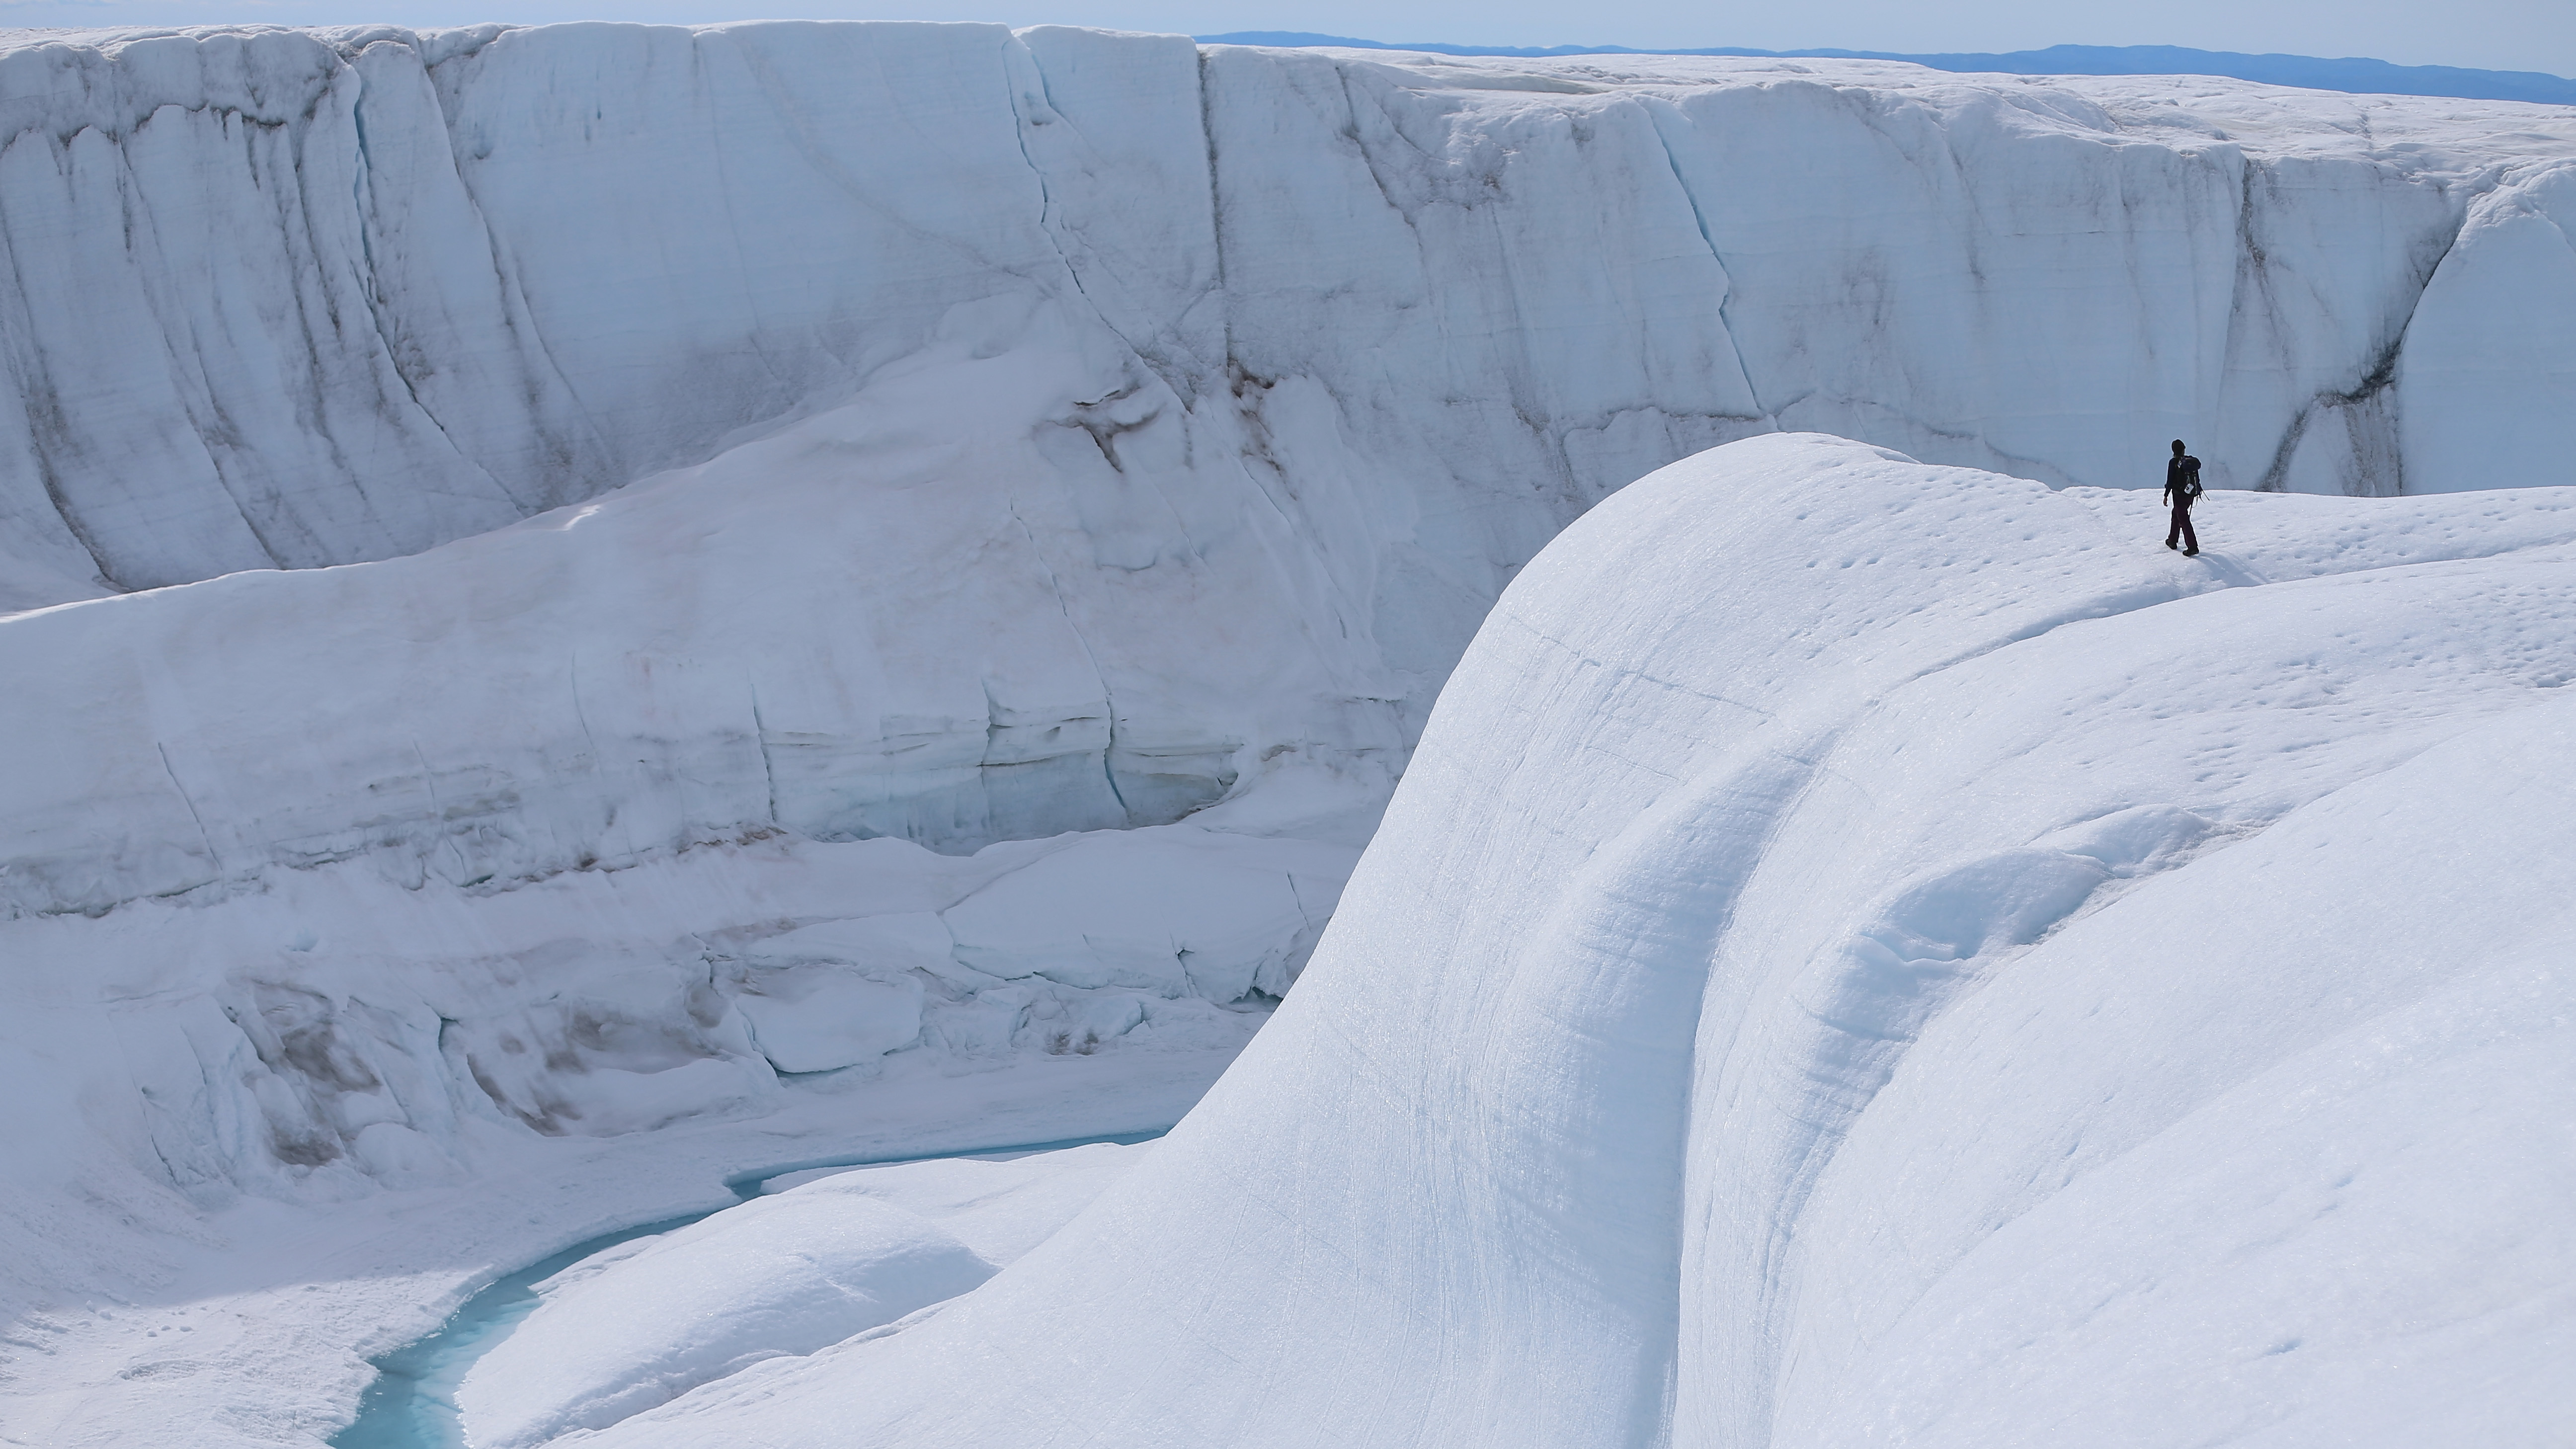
2179,457,2203,502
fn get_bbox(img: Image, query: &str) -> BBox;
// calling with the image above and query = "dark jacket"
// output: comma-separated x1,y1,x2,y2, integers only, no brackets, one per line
2164,454,2203,508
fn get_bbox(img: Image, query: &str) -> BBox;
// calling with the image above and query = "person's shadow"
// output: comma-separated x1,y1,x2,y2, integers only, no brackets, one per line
2174,544,2265,590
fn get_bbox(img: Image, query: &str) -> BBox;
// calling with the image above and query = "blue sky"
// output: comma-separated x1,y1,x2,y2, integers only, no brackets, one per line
4,0,2570,78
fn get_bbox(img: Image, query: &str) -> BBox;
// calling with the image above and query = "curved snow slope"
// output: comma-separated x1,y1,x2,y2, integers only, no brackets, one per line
579,434,2576,1447
3,24,2575,609
457,1142,1141,1449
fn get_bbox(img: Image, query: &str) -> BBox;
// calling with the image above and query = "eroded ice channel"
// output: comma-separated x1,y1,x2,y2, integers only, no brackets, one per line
5,20,2576,1447
333,1134,1159,1449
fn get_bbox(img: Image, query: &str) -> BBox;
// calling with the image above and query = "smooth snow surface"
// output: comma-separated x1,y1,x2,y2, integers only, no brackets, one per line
2,24,2575,610
453,1142,1142,1448
559,435,2576,1448
456,1187,992,1445
329,1213,695,1449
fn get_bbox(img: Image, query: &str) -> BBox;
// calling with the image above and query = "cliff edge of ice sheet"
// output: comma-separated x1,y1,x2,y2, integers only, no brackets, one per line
562,433,2576,1448
1,24,2575,611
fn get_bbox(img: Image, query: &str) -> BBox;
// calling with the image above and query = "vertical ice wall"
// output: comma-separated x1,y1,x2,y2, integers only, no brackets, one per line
0,25,2571,611
2396,162,2576,492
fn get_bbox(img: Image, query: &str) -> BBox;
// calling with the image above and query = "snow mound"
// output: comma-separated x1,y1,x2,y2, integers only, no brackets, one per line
457,1142,1143,1448
570,433,2576,1447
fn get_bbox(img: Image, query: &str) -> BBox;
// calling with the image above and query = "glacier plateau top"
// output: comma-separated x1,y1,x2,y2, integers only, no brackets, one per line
0,22,2572,611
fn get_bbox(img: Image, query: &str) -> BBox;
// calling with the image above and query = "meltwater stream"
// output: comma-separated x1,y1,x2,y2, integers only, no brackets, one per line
329,1131,1165,1449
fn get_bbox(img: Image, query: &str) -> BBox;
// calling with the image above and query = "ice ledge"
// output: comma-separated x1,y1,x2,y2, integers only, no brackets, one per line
0,22,2570,610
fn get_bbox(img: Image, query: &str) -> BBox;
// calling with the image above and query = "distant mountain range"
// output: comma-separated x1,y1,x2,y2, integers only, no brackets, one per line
1196,35,2576,106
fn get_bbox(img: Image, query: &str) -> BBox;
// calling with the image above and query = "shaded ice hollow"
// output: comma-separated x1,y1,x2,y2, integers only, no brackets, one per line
0,21,2571,1449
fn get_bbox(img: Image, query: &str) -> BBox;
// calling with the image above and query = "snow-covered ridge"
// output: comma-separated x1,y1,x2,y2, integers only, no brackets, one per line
559,434,2576,1448
1,22,2573,610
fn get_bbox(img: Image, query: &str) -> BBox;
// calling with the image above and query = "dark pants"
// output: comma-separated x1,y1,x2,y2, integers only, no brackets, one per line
2167,504,2198,552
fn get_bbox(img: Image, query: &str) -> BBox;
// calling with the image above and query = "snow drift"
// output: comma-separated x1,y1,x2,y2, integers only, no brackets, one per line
562,434,2576,1447
2,24,2575,610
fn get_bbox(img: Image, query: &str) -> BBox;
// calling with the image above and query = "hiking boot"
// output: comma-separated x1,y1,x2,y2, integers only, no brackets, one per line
2183,548,2199,556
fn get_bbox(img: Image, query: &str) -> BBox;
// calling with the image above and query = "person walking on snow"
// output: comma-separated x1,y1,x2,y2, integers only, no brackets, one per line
2164,440,2203,556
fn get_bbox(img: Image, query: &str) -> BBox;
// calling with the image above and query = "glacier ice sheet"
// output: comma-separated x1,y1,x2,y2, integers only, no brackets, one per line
554,435,2576,1447
0,25,2573,608
4,23,2576,1444
6,32,2572,1246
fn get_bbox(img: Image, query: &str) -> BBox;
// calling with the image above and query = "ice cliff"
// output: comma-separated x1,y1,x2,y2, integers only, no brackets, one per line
569,435,2576,1449
2,23,2575,614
